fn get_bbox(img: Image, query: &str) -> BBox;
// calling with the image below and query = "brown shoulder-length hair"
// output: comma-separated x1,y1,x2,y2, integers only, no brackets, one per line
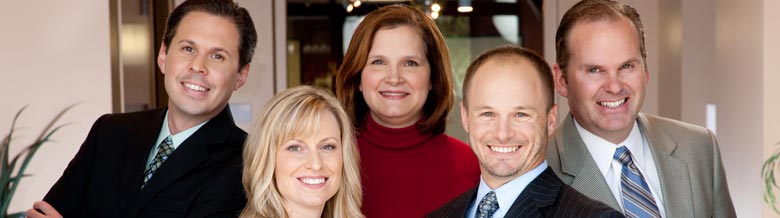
335,4,453,135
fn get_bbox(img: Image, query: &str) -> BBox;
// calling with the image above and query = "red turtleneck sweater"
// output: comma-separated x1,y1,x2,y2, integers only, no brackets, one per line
358,115,480,218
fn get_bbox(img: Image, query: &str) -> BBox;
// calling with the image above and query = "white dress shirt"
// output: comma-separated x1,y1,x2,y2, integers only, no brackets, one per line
466,161,548,218
145,111,208,168
574,119,666,217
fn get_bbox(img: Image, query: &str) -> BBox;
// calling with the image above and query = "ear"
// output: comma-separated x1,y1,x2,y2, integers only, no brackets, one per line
157,44,168,74
460,101,469,134
644,68,650,84
235,64,251,90
547,104,558,134
552,64,568,97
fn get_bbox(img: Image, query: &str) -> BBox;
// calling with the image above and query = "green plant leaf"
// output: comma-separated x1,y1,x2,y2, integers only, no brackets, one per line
0,104,75,217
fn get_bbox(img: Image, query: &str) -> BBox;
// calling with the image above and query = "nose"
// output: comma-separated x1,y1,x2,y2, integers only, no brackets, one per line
384,65,402,86
190,54,207,74
603,73,622,94
496,117,515,143
306,151,322,170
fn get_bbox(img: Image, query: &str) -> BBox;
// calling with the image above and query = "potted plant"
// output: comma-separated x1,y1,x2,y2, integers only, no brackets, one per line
0,105,74,218
763,141,780,214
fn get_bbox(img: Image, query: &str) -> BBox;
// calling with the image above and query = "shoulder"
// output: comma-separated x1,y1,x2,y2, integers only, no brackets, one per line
640,113,713,141
556,185,624,217
426,187,475,218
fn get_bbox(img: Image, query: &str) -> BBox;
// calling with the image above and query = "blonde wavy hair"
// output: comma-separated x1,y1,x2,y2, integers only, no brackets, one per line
240,85,363,218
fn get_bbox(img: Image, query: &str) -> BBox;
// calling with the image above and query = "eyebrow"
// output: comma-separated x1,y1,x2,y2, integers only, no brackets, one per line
176,39,232,56
472,105,536,111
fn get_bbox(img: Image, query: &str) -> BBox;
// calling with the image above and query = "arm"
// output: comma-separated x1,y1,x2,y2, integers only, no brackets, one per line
708,130,737,218
41,114,108,217
186,165,247,218
26,201,63,218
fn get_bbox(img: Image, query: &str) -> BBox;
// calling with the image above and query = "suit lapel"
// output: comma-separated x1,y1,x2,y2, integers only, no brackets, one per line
117,108,167,214
125,106,237,218
638,114,693,218
504,168,559,218
556,116,621,210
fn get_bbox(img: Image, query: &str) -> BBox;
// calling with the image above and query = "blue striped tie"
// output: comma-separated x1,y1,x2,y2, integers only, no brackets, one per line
614,146,661,218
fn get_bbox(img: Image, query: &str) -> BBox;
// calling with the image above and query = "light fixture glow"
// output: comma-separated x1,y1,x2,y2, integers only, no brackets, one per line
457,6,473,13
354,0,361,7
431,11,440,19
431,3,441,12
346,4,354,12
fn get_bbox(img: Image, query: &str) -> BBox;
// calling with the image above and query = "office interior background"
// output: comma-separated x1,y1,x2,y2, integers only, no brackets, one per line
0,0,778,217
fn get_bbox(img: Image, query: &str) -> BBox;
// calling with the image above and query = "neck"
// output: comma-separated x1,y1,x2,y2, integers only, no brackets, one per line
369,111,421,129
166,106,216,134
482,160,543,190
284,203,324,218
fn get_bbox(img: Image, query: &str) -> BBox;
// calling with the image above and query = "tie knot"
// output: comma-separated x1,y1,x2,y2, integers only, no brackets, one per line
613,146,633,166
477,191,499,218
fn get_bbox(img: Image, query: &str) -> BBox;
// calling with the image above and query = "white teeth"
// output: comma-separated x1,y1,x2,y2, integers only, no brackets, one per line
490,146,519,153
184,83,207,92
301,178,325,185
599,98,626,108
381,92,406,97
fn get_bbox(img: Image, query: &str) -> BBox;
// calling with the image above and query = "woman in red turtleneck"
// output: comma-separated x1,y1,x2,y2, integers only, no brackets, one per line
335,5,480,218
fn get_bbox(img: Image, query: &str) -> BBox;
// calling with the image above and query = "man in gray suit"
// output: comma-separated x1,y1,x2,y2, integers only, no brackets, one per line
546,0,736,217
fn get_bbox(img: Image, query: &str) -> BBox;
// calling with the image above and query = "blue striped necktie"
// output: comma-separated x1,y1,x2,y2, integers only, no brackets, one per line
614,146,661,218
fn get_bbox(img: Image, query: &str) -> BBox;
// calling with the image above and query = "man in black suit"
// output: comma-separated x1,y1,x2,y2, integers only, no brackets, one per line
26,0,257,217
428,46,622,218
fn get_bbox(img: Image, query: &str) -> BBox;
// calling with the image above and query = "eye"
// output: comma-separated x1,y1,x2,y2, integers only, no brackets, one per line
403,60,419,67
587,67,601,73
479,112,494,117
182,46,194,54
285,144,303,152
515,112,528,118
620,63,634,70
321,144,338,151
370,59,385,65
210,53,224,60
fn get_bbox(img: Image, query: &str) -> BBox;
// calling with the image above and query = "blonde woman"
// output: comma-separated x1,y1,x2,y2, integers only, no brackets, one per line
240,85,363,218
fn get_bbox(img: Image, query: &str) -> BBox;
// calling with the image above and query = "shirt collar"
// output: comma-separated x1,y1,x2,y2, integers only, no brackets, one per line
471,161,548,217
155,111,209,150
574,119,645,175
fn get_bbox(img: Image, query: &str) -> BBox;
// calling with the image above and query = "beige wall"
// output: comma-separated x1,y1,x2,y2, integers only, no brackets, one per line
0,1,112,213
0,0,277,213
763,0,780,217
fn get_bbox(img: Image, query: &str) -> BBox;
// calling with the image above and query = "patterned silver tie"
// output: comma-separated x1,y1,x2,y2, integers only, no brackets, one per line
142,136,174,188
476,191,499,218
614,146,661,218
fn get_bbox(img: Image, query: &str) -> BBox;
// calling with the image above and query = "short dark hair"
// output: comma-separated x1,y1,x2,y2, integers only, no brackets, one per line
335,4,454,135
555,0,645,75
463,45,554,110
162,0,258,69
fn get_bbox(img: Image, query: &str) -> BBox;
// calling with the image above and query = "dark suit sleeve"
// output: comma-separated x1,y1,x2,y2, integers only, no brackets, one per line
186,153,246,218
43,114,108,217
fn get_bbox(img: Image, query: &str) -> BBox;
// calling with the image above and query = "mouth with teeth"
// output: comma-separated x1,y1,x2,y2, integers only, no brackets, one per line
183,82,209,92
488,145,520,153
298,177,328,187
380,91,409,98
597,98,627,108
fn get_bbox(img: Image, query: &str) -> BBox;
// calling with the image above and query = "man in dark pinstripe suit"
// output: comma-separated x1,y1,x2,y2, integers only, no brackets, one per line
427,46,622,218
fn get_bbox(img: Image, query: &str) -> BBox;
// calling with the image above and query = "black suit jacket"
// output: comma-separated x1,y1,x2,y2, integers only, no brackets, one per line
44,106,247,218
427,167,624,218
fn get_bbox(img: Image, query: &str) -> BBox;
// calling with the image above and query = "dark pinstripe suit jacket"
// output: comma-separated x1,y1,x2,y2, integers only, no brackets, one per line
426,167,623,218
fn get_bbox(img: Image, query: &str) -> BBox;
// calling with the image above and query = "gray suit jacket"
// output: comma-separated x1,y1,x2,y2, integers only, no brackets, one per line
546,113,736,218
